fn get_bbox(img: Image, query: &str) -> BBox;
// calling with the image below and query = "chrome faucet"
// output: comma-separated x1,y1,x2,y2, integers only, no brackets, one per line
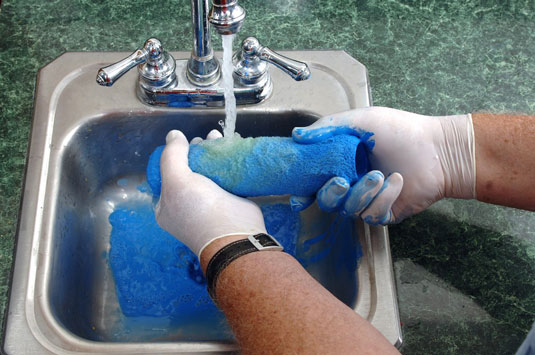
209,0,245,35
96,0,310,107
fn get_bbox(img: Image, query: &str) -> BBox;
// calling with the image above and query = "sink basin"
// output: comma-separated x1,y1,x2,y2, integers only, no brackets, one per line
4,51,402,353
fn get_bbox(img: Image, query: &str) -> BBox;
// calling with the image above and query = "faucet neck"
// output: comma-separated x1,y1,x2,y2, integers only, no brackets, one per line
187,0,221,86
191,0,213,58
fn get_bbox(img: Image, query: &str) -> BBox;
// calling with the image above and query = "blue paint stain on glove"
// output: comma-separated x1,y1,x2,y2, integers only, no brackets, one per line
292,125,376,151
147,135,369,198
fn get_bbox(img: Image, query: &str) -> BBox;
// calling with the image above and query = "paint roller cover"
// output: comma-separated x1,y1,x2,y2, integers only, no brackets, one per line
147,135,369,197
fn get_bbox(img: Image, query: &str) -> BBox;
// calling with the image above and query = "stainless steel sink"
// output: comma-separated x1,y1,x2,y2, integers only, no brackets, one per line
4,51,402,353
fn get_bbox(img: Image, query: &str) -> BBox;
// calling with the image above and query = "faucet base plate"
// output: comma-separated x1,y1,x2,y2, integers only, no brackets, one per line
140,58,272,107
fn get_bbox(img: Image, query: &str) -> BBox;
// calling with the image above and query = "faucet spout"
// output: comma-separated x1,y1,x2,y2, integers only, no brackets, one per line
209,0,245,35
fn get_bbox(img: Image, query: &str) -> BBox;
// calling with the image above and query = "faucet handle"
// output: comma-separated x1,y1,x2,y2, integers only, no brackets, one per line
97,38,176,89
234,37,311,86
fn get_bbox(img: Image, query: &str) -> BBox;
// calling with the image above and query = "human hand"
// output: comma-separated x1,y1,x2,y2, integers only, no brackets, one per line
155,129,267,257
291,106,476,224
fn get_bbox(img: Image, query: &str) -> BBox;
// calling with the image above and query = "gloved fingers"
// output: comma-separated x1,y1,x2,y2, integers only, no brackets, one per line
292,108,377,144
190,137,203,145
316,177,350,212
206,129,223,140
161,130,192,179
190,130,222,145
166,129,185,144
342,170,385,217
289,195,315,212
360,172,403,225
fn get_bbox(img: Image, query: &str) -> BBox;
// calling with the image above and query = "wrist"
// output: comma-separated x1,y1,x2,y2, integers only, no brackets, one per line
437,113,477,199
203,234,284,301
200,234,250,274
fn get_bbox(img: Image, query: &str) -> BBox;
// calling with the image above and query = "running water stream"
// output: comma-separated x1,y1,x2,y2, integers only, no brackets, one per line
221,34,237,137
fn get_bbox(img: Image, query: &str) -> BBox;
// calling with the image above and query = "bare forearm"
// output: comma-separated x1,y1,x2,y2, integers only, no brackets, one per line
472,113,535,210
201,236,398,354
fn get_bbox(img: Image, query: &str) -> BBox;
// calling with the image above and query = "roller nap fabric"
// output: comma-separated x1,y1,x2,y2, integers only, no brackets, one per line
147,135,369,197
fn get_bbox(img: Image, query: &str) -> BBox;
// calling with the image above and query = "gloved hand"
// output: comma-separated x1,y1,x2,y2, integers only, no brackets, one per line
290,106,476,224
155,129,267,257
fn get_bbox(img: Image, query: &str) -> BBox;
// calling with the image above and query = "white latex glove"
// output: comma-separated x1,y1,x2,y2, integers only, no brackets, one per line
291,106,476,224
155,129,267,257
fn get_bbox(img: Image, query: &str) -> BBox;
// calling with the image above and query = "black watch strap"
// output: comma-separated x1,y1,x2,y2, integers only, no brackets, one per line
206,233,283,302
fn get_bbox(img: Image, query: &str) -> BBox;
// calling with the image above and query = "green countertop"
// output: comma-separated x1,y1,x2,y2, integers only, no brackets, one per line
1,0,534,353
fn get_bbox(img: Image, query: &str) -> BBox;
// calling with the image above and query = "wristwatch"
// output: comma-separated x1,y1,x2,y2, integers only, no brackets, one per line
206,233,284,302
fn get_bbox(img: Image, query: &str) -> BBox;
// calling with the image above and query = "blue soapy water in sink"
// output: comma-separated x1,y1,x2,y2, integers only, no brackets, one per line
109,205,213,318
108,184,361,340
108,193,303,338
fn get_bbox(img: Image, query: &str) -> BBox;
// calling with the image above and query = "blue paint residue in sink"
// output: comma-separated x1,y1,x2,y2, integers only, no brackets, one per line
108,184,362,335
109,205,215,319
301,215,362,271
259,202,300,256
108,199,302,321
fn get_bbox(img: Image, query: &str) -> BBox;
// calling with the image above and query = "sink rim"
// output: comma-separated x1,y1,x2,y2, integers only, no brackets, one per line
4,50,401,353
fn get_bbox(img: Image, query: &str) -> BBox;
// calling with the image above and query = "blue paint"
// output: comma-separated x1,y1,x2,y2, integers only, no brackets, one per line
296,214,362,305
260,203,300,255
342,171,384,216
316,177,350,212
364,209,393,226
289,195,315,212
108,198,363,337
136,180,150,193
108,199,301,322
292,125,376,151
360,177,395,225
300,216,359,268
108,205,218,319
147,135,369,198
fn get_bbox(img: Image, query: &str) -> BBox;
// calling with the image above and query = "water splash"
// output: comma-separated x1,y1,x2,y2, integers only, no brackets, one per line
221,34,237,137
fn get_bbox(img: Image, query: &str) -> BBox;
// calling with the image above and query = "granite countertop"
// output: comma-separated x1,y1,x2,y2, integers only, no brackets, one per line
1,0,534,353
